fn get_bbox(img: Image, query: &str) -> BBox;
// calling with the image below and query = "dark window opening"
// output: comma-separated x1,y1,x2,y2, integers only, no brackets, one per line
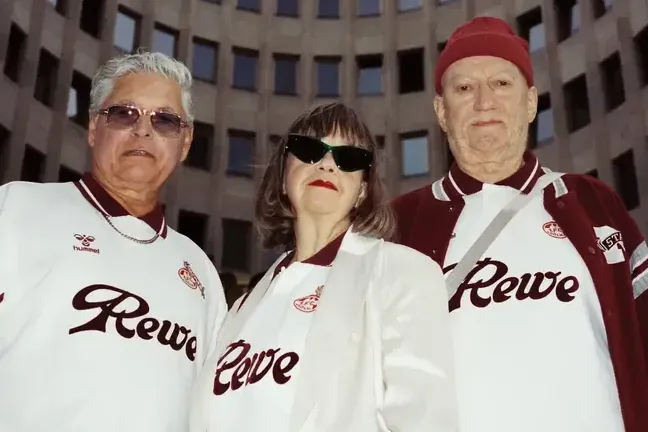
633,26,648,87
192,37,218,83
356,54,383,95
318,0,339,18
586,169,599,178
153,23,179,58
516,7,544,52
315,56,341,97
221,218,251,271
34,49,60,107
4,23,27,82
563,74,591,132
237,0,260,12
58,165,82,182
436,40,447,55
68,71,91,128
555,0,579,42
612,149,639,210
20,145,45,183
186,121,214,171
178,210,209,250
274,53,299,95
592,0,611,19
227,129,255,177
529,92,553,148
600,52,625,111
0,124,10,180
398,48,424,94
80,0,103,38
277,0,299,16
232,47,259,91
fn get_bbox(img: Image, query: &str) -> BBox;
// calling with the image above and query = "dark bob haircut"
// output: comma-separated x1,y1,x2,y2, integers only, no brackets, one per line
255,102,396,251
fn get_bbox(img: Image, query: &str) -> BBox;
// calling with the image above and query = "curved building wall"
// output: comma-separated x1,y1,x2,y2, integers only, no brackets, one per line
0,0,647,281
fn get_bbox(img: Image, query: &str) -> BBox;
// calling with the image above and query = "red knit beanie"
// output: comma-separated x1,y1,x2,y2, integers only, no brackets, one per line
435,17,534,94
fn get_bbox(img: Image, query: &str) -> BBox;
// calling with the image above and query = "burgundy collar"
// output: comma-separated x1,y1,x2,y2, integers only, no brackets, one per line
273,230,346,278
74,173,168,238
442,151,542,200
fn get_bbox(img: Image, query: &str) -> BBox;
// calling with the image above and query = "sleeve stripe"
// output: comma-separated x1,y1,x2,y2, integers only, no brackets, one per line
630,243,648,299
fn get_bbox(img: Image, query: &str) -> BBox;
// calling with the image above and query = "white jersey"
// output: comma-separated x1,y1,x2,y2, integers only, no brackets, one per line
0,175,227,432
206,234,343,432
444,166,624,432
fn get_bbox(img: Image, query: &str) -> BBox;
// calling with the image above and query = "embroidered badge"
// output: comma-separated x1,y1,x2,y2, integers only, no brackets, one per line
542,221,566,239
293,285,323,313
178,261,205,299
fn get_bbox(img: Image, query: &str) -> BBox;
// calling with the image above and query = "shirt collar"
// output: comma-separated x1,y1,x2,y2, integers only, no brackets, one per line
74,172,168,239
273,230,347,278
443,151,542,199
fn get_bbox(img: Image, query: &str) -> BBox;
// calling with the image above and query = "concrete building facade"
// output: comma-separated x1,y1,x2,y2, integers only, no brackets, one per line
1,0,648,282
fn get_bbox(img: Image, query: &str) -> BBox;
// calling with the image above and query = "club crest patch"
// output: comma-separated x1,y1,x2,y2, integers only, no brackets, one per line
542,221,566,239
293,285,323,313
178,261,205,299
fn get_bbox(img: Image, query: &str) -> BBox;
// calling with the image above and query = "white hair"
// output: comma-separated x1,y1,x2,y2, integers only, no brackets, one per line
89,50,194,122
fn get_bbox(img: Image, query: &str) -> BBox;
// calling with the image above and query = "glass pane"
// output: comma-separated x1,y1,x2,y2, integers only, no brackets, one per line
358,0,380,16
277,0,298,15
398,0,421,11
318,0,339,17
401,135,429,176
228,136,254,175
233,54,257,89
275,58,297,94
237,0,259,10
153,28,176,58
193,42,217,82
317,61,339,96
358,66,381,94
529,23,545,53
114,12,136,53
571,4,580,32
67,88,78,118
537,108,554,143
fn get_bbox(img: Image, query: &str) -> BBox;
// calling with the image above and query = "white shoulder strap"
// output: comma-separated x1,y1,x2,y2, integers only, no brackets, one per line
445,172,564,298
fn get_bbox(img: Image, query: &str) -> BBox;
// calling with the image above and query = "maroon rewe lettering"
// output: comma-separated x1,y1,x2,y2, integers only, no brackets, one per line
213,339,299,396
69,284,198,361
444,258,580,312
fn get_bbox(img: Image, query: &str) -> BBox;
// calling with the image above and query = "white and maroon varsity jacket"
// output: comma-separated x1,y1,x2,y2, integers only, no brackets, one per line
392,151,648,432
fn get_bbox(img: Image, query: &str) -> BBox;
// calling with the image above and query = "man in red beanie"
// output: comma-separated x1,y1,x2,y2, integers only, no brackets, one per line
392,16,648,432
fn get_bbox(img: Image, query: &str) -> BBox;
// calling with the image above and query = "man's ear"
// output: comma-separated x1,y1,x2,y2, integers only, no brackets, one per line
434,95,447,133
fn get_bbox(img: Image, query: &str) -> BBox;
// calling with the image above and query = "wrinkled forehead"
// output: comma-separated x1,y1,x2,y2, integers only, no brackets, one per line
443,55,524,82
107,72,184,113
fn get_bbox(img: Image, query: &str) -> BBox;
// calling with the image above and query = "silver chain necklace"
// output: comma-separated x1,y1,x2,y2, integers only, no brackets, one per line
100,211,161,245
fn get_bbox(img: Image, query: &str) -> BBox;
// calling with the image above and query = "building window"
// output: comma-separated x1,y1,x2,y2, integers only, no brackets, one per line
315,56,341,97
529,92,553,148
398,0,421,12
318,0,339,18
600,52,625,111
400,132,429,177
555,0,579,42
21,145,45,183
277,0,298,16
437,40,447,55
34,49,59,108
201,0,221,3
114,7,139,53
358,0,380,16
47,0,66,15
227,130,255,177
634,25,648,87
586,169,599,178
192,37,218,83
221,218,252,271
186,121,214,171
375,135,386,178
80,0,102,38
153,24,178,58
612,149,639,210
0,125,10,180
58,165,82,183
237,0,259,12
178,210,209,250
274,54,299,95
398,48,424,94
517,7,544,53
563,74,590,132
356,54,382,95
232,47,258,91
67,71,91,128
592,0,612,19
4,24,26,82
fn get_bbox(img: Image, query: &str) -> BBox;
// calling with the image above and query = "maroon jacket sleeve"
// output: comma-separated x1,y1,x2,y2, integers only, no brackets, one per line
590,177,648,362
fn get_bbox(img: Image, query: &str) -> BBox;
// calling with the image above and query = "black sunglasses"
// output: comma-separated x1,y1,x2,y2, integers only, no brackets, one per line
97,104,189,138
284,134,373,173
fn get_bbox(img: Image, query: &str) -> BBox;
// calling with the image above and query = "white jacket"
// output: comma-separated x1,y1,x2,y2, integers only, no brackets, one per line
190,231,458,432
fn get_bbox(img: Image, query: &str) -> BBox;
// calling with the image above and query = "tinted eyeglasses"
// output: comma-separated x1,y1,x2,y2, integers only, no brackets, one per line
284,134,373,173
97,104,189,138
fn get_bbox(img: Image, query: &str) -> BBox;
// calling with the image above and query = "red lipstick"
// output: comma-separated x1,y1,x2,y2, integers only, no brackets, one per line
308,179,338,191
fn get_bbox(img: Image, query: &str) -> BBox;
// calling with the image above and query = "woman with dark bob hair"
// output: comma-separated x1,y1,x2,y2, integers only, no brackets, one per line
190,102,457,432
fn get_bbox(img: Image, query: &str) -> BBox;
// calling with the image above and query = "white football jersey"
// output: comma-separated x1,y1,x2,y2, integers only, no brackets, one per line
443,169,624,432
0,175,227,432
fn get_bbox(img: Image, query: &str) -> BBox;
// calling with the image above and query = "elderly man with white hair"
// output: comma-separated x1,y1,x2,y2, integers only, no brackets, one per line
393,16,648,432
0,51,226,431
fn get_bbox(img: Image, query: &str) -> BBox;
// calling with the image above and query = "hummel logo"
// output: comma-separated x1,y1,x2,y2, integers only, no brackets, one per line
73,234,100,254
